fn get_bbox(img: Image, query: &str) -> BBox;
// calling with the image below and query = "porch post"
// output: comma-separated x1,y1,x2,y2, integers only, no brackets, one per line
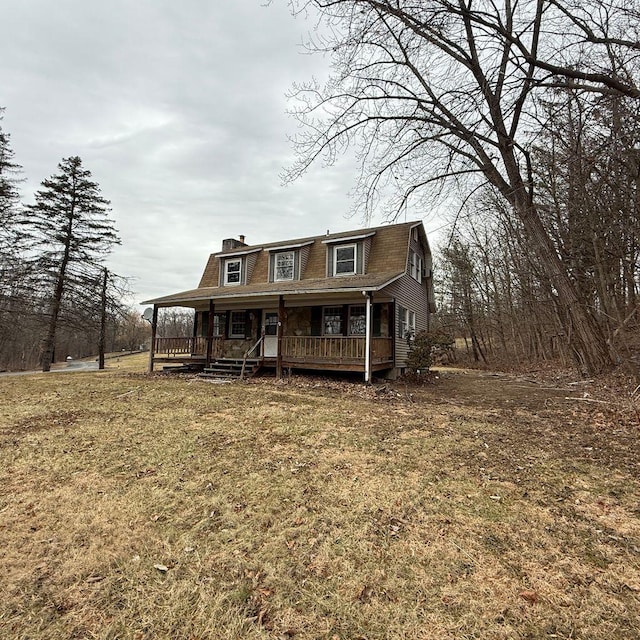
276,295,284,380
365,292,372,384
206,299,215,367
148,305,158,374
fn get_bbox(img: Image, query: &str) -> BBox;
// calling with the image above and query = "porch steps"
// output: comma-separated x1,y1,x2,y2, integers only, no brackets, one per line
162,362,206,374
199,358,261,380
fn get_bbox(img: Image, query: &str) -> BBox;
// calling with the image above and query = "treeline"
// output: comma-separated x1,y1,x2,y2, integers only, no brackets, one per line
0,108,148,371
436,92,640,371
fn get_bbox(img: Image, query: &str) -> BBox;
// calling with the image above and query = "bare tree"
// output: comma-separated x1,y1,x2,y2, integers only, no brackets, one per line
534,91,640,336
285,0,640,373
115,309,151,352
437,189,571,368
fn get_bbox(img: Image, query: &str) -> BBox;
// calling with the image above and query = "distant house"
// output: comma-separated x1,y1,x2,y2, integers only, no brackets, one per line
142,220,435,381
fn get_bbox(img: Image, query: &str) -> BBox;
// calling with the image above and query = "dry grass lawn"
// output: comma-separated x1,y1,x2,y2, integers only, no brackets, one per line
0,355,639,639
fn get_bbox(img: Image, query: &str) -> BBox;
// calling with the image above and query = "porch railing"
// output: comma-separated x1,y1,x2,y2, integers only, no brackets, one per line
371,337,394,362
281,336,393,363
154,336,222,358
153,335,393,363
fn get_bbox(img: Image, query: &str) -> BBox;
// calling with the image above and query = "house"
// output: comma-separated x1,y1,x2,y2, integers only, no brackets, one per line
142,220,435,381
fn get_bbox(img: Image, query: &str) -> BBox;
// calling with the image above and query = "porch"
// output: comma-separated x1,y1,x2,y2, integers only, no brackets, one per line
278,335,393,370
151,335,394,373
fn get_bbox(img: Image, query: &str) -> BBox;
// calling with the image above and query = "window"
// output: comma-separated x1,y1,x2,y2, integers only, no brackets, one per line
398,306,416,340
333,244,356,276
348,305,366,335
410,250,423,283
323,306,343,335
229,311,246,338
264,312,278,336
212,313,225,336
224,259,242,285
274,251,295,281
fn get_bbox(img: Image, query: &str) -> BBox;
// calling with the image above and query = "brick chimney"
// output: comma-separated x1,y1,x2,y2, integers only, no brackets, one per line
221,236,248,252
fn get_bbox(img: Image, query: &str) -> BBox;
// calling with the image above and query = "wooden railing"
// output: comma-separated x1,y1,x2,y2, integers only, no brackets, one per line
371,337,393,362
282,336,393,363
153,335,393,364
154,336,222,358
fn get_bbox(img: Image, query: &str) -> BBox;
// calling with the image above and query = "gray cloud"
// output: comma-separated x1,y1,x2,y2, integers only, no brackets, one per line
1,0,432,304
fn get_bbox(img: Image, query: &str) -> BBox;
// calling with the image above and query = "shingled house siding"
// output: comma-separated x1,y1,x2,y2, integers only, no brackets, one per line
197,255,219,288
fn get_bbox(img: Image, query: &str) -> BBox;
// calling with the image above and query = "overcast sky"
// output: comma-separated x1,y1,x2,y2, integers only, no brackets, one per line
1,0,443,305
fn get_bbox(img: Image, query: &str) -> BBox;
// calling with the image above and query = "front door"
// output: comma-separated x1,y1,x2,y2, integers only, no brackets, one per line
263,310,278,357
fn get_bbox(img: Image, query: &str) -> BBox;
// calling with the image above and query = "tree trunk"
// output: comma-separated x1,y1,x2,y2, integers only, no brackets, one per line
41,264,67,372
41,210,74,372
98,267,107,370
517,199,613,374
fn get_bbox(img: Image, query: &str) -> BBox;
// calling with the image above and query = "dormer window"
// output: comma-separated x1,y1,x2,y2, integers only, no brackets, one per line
268,246,304,282
224,258,242,285
323,232,372,276
274,251,295,281
333,243,357,276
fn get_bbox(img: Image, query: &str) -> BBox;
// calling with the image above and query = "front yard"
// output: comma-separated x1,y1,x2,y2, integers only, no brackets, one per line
0,358,638,639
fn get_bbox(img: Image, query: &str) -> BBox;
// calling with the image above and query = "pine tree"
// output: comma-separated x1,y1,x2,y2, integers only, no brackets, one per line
0,109,21,223
0,108,23,280
0,108,27,368
20,156,120,371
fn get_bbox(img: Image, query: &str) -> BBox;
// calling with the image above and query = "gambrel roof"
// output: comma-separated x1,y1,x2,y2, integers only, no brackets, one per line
143,221,432,307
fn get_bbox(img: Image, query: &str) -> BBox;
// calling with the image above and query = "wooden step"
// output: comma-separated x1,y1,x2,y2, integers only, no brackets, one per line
199,357,262,380
162,363,205,373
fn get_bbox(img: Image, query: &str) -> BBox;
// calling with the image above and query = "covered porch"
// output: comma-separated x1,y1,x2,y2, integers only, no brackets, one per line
151,334,393,371
146,292,396,381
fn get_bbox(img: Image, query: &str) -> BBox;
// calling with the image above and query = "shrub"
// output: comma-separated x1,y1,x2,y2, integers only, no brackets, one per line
406,330,455,373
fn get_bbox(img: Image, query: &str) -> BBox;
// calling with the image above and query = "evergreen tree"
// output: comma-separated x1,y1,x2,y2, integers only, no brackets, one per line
0,107,23,281
20,156,120,371
0,108,27,368
0,108,21,233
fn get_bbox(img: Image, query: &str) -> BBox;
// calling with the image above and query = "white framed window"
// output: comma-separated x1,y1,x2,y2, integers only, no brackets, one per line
348,305,366,335
399,306,416,340
229,311,246,338
224,259,242,286
323,306,343,335
274,251,295,281
410,250,423,283
333,243,356,276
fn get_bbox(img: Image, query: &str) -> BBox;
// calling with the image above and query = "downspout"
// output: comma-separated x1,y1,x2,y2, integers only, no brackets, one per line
277,295,284,380
364,291,372,384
